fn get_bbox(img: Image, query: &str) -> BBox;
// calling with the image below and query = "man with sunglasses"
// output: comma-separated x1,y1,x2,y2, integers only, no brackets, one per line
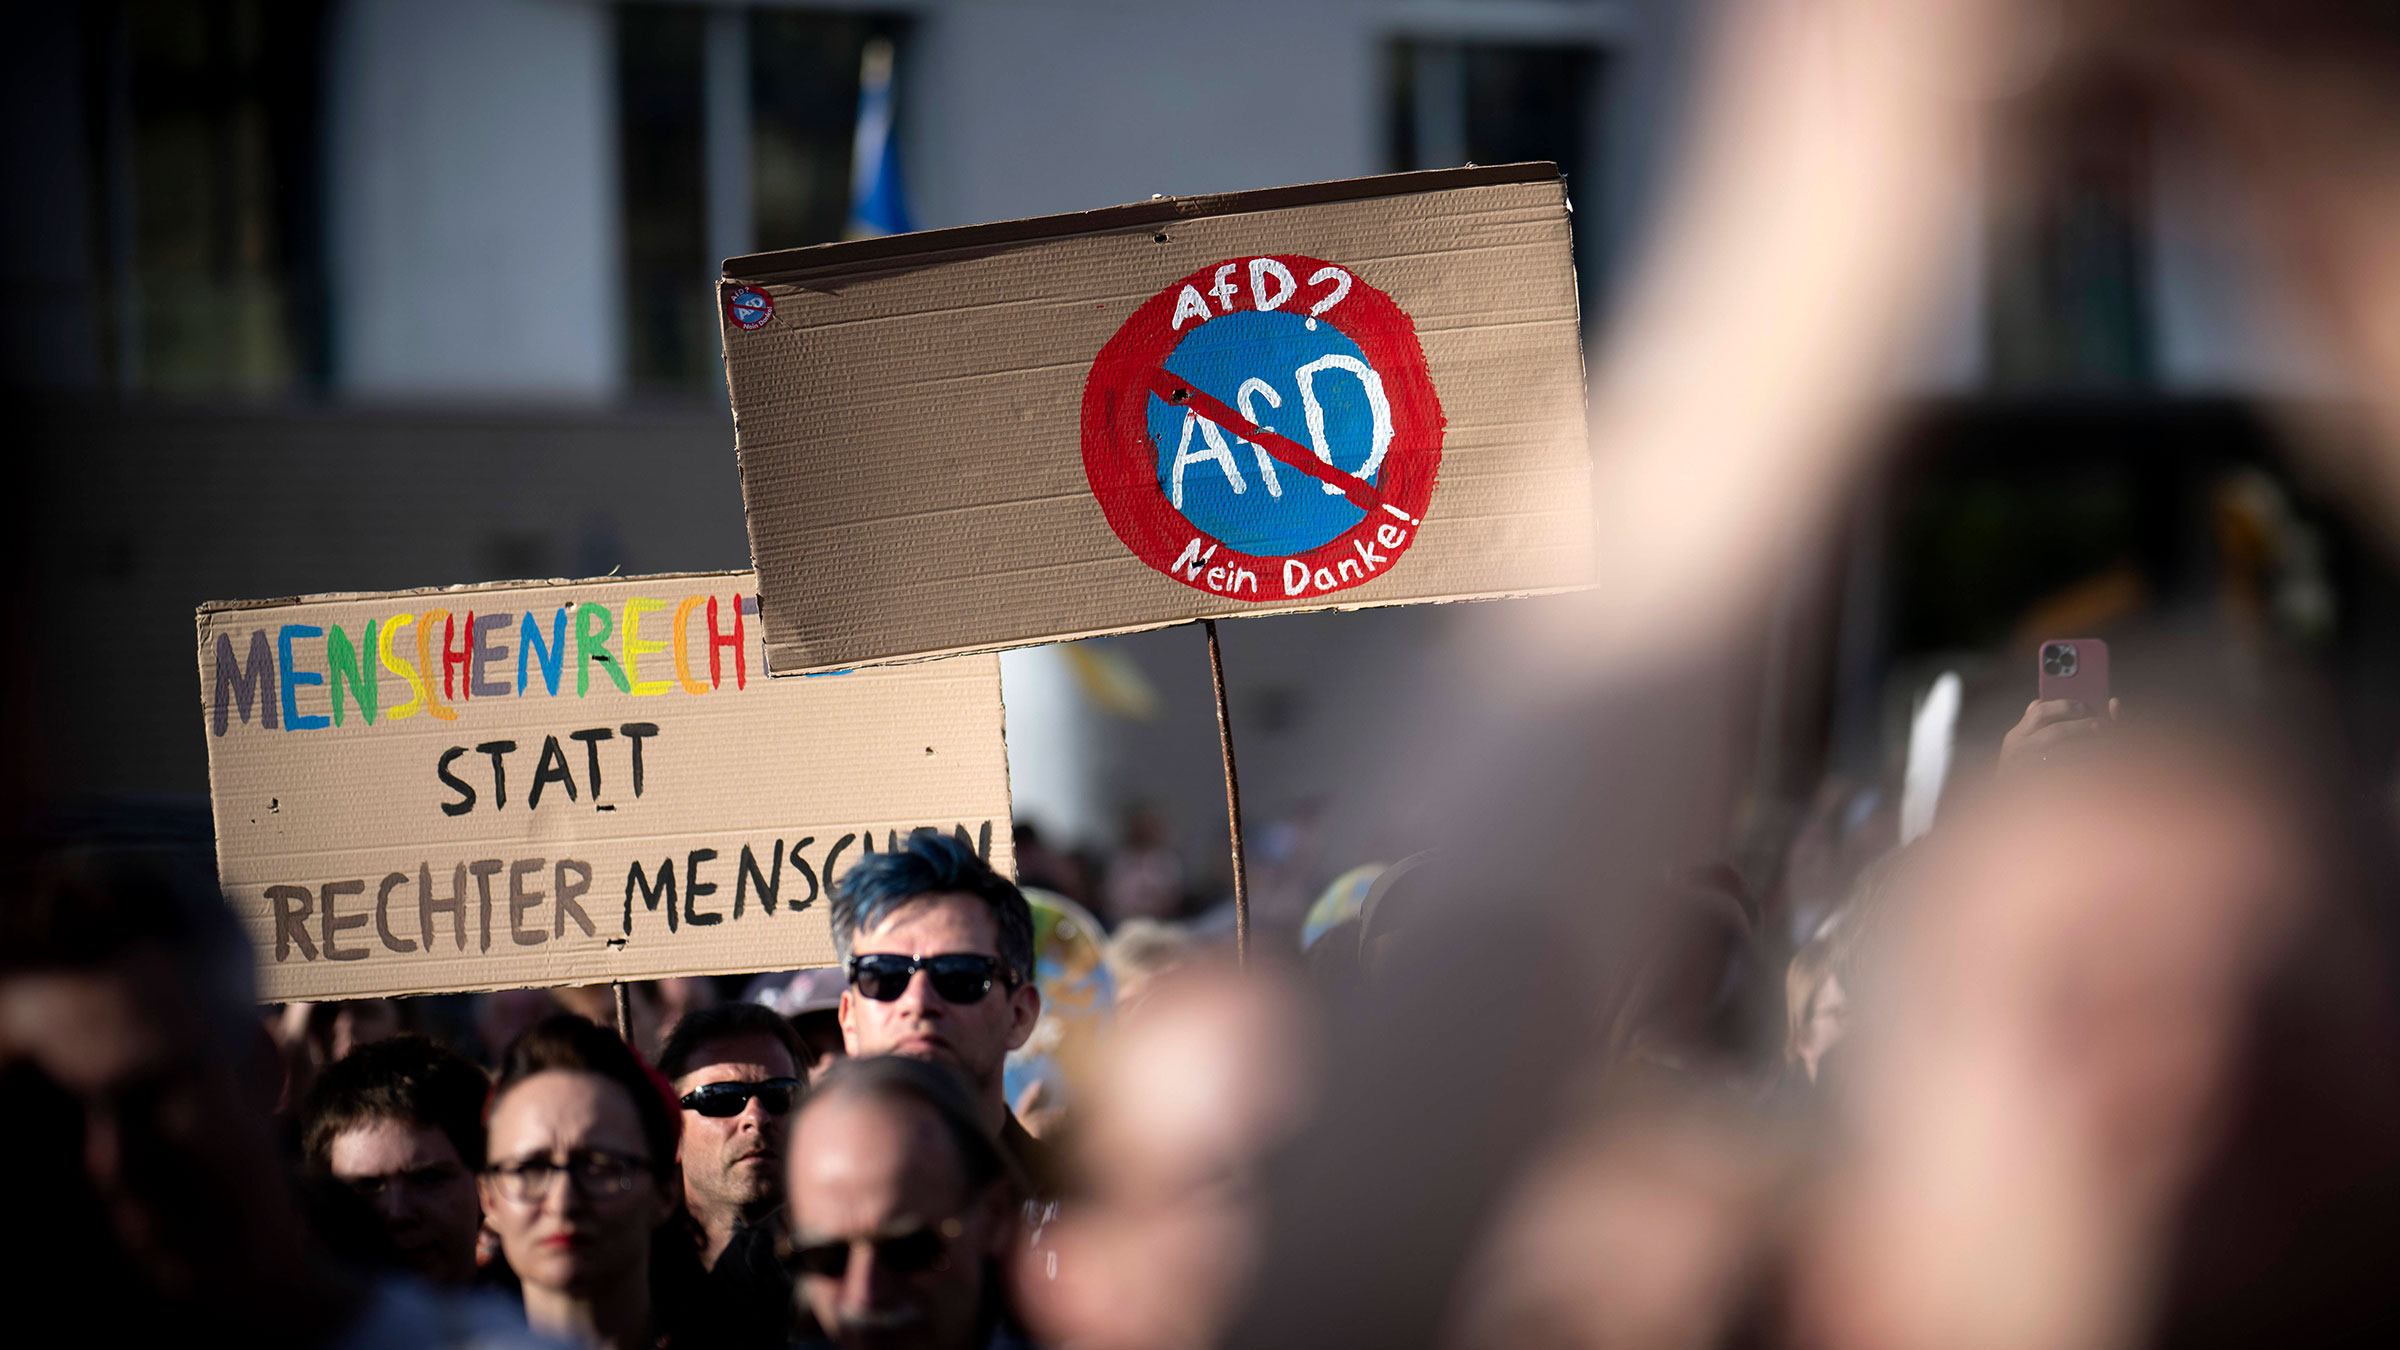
658,1000,810,1268
786,1054,1031,1350
832,830,1059,1198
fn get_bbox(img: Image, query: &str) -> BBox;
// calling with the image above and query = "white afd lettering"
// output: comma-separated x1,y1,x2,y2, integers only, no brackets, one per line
1165,260,1352,331
1209,263,1241,312
1170,285,1212,331
1169,410,1249,509
1248,258,1297,312
1295,354,1394,496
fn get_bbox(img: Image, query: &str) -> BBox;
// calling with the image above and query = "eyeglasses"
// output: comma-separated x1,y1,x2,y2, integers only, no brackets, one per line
788,1217,964,1280
679,1077,802,1118
481,1150,651,1204
848,953,1013,1005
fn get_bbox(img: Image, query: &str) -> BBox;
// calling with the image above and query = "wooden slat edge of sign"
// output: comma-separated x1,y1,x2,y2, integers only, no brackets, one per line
721,163,1565,286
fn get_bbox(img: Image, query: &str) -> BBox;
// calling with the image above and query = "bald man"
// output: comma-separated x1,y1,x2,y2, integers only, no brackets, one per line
784,1055,1026,1350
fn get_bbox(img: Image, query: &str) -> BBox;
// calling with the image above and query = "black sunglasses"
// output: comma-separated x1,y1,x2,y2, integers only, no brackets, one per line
678,1077,802,1118
788,1219,961,1280
848,952,1012,1005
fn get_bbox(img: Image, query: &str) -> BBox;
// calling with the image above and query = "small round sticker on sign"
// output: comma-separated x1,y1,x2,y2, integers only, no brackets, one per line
726,286,775,331
1081,255,1444,601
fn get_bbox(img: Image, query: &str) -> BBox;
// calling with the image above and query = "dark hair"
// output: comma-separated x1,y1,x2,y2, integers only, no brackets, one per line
656,1000,808,1084
0,814,259,1071
801,1055,1005,1196
302,1035,491,1172
830,829,1035,984
492,1017,729,1340
490,1014,680,1168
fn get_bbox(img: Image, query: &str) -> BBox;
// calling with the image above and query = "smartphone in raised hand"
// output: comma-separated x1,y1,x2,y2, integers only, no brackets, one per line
2036,638,2110,706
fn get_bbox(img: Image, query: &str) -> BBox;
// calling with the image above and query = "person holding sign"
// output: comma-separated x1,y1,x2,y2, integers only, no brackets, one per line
832,831,1061,1199
480,1015,704,1350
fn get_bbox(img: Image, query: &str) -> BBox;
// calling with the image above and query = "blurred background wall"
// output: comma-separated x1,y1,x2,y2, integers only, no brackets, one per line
6,0,2387,931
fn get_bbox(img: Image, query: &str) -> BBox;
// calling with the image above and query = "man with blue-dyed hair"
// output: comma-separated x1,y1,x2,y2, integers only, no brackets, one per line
832,829,1059,1196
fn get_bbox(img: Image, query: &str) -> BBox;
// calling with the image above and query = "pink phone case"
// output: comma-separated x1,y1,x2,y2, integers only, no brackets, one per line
2036,638,2110,706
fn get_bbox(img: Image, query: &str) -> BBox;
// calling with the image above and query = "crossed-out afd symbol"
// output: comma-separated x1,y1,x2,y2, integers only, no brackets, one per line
726,286,774,331
1080,255,1445,600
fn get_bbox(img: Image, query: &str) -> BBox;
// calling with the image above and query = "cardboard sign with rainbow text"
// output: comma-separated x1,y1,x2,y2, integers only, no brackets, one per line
197,572,1012,1001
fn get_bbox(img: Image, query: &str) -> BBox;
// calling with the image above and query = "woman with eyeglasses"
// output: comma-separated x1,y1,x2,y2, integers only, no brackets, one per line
481,1014,707,1349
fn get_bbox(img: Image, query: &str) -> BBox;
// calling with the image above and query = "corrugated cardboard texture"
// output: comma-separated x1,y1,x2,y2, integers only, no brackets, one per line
724,164,1591,674
197,572,1011,1001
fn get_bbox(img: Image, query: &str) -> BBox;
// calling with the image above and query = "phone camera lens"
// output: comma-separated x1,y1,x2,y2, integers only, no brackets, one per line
2042,644,2078,678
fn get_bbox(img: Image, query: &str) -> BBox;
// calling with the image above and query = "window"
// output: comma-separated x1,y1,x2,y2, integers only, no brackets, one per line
85,0,330,396
1386,40,1606,324
751,11,888,253
617,4,710,393
616,4,904,395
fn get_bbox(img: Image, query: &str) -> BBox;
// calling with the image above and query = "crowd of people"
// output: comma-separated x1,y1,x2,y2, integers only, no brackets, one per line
3,826,1082,1348
14,675,2400,1350
24,1,2400,1346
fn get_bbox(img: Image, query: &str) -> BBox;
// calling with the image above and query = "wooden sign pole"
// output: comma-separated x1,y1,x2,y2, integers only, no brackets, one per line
613,982,633,1043
1203,620,1250,963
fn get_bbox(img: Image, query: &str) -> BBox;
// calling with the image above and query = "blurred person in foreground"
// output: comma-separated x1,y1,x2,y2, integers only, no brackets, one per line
1223,1,2400,1344
1797,719,2400,1350
1015,961,1318,1350
481,1014,708,1349
786,1054,1031,1350
1441,712,2400,1350
0,836,546,1347
833,830,1057,1197
302,1035,491,1287
1769,693,2130,1095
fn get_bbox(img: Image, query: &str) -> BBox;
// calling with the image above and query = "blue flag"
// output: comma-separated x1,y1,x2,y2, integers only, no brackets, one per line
846,37,912,238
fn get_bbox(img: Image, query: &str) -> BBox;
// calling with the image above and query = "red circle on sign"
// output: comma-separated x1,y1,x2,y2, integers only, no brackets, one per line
1080,255,1444,601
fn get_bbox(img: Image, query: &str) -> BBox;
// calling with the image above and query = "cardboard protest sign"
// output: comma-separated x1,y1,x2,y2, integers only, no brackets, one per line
197,573,1011,1002
722,163,1591,674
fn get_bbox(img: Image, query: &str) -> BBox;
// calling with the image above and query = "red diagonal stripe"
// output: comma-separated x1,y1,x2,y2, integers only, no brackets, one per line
1142,367,1385,512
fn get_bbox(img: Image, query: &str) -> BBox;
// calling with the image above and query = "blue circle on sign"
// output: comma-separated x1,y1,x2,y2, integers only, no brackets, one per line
1145,309,1390,557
